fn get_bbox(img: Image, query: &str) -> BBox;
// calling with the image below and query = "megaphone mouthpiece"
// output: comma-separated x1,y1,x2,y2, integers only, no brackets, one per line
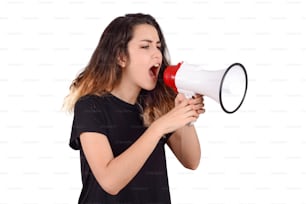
163,62,182,92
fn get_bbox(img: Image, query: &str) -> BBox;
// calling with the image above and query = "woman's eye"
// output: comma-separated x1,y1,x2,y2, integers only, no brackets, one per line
141,45,161,51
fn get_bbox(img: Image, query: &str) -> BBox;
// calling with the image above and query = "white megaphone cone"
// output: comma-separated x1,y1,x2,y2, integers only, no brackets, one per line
163,62,248,113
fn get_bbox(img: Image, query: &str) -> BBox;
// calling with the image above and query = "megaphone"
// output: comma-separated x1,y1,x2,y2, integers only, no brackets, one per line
163,62,248,113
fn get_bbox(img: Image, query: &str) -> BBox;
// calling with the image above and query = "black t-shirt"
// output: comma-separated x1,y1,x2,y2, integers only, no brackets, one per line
70,94,171,204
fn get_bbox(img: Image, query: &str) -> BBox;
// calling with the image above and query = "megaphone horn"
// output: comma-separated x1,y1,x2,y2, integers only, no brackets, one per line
163,62,248,113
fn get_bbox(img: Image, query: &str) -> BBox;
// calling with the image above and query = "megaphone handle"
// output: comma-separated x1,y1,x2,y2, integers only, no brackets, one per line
178,89,196,126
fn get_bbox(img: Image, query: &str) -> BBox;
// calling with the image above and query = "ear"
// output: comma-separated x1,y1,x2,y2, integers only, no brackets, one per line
117,54,127,68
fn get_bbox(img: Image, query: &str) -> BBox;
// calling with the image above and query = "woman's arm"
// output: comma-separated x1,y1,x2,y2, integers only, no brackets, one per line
167,94,205,170
167,125,201,170
80,127,161,195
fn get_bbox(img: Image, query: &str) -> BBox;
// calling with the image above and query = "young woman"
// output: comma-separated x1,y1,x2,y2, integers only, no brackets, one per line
64,13,205,204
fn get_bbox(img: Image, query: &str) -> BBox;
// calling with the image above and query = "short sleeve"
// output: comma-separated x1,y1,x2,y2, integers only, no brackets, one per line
69,96,108,150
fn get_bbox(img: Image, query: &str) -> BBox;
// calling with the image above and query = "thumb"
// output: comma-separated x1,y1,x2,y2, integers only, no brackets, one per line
175,93,187,106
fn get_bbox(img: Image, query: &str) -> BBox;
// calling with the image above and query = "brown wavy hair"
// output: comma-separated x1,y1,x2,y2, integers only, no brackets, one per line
63,13,176,126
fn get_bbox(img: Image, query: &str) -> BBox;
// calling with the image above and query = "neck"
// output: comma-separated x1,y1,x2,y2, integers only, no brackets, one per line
111,70,143,104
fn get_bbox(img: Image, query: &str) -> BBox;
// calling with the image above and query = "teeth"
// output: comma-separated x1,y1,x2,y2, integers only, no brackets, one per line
154,64,160,67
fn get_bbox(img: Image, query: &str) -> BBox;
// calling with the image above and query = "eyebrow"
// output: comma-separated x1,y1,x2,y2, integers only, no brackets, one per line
140,39,161,44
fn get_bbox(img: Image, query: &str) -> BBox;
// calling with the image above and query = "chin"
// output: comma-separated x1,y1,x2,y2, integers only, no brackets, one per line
142,83,157,91
143,87,155,91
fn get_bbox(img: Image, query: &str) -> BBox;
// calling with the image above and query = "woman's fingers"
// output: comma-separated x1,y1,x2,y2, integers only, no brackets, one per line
188,95,205,113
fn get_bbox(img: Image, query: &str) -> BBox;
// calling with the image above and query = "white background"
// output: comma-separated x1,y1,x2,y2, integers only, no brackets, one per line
1,0,306,203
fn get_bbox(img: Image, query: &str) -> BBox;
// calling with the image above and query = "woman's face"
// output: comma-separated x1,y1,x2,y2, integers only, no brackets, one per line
122,24,163,92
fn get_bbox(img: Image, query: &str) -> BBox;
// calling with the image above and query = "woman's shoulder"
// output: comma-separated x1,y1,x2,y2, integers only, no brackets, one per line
75,94,112,111
77,94,100,102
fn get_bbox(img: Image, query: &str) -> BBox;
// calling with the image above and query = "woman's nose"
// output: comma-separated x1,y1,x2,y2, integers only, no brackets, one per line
152,47,162,59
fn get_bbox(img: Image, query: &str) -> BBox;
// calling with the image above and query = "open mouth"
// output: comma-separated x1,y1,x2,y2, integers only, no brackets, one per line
149,64,160,78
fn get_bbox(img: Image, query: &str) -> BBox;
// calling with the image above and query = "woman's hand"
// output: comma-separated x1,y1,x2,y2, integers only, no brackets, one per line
175,93,205,114
186,93,205,115
151,93,205,136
